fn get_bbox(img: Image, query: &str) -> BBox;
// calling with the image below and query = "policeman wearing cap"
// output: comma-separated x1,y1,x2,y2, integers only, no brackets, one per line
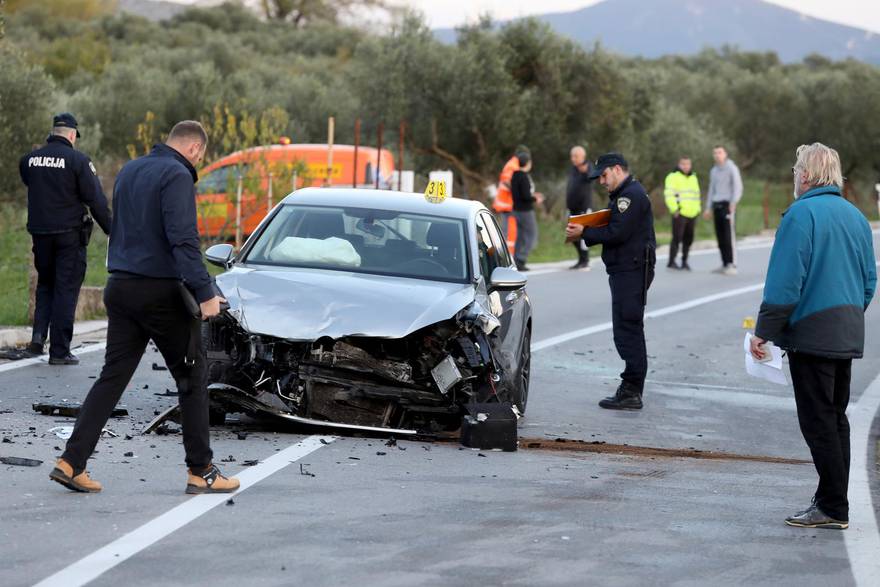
566,153,656,410
19,113,111,365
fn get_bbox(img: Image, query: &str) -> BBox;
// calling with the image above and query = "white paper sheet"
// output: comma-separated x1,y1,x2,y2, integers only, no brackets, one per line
743,333,788,385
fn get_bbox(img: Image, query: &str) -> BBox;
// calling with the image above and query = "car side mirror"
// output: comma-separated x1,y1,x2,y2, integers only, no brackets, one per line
205,243,234,269
489,267,527,290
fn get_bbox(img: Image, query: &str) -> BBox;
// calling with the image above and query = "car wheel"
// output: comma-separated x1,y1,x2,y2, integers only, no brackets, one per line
512,326,531,414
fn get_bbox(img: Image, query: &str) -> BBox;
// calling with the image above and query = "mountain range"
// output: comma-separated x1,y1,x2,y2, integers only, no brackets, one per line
434,0,880,64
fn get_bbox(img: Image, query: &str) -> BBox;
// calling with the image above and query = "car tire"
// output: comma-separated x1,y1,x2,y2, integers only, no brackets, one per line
511,325,531,414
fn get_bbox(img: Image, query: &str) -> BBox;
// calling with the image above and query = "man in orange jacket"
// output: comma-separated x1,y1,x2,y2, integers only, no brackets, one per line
493,145,530,253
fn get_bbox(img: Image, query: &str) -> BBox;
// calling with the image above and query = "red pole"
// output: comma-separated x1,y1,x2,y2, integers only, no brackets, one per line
397,121,405,191
375,122,384,190
353,119,360,188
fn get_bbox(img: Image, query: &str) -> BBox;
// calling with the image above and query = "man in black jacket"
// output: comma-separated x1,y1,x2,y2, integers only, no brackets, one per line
510,152,544,271
51,121,239,495
19,113,111,364
566,146,593,270
566,153,656,410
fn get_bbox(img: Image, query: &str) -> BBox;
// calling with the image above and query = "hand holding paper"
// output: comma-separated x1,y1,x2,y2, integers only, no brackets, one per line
743,333,787,385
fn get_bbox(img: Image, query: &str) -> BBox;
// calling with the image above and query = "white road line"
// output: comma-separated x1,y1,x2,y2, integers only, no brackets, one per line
845,373,880,587
0,341,107,374
531,282,765,352
32,435,335,587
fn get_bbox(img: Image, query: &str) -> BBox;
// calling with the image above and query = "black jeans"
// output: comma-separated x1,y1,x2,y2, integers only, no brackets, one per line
31,231,87,358
609,267,654,390
669,215,696,264
62,277,213,471
712,202,735,266
569,208,590,265
788,352,852,521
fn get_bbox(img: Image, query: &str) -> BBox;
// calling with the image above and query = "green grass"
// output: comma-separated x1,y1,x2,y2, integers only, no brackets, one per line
529,178,878,263
0,203,109,326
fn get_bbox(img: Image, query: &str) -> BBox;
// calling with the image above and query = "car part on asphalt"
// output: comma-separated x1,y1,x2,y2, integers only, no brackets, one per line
459,403,518,452
0,456,43,467
33,402,128,418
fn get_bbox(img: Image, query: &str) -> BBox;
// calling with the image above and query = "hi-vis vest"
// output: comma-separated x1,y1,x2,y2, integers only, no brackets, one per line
492,156,520,213
664,170,701,218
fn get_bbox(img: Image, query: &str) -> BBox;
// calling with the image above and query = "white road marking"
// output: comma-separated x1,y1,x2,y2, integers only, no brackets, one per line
0,341,107,374
32,435,335,587
531,283,765,352
844,373,880,586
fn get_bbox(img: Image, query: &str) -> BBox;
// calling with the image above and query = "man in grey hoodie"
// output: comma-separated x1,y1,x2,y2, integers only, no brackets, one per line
704,145,743,275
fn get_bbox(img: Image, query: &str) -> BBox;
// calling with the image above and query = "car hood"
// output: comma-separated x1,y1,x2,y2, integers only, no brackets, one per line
216,266,477,341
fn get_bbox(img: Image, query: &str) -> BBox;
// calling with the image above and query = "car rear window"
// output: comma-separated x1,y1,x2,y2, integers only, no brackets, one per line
244,204,469,282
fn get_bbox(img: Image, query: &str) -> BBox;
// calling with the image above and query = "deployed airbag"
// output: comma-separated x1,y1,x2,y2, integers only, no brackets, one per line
269,236,361,267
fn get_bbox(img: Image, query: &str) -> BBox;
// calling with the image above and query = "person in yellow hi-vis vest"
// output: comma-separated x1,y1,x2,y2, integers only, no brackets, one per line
664,156,701,271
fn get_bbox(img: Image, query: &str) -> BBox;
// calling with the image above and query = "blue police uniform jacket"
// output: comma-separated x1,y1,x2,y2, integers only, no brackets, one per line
19,135,111,235
581,175,656,273
756,186,876,358
108,144,215,303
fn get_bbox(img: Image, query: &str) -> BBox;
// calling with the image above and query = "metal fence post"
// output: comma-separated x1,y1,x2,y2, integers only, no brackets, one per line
235,173,243,249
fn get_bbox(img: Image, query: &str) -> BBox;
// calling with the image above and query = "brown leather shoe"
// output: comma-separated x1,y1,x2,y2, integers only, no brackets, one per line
49,458,102,493
186,464,240,494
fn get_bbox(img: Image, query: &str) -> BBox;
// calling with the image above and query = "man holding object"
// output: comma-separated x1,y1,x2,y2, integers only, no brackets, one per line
751,143,875,529
51,121,239,495
566,153,656,410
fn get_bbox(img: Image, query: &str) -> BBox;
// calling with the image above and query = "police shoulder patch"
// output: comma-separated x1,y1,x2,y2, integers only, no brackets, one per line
89,161,97,175
617,197,631,213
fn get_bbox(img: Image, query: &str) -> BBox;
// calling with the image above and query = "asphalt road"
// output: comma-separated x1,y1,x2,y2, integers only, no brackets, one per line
1,233,879,587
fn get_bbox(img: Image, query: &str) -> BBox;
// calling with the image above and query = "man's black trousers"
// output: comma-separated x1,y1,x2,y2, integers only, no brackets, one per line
31,231,86,358
712,202,735,266
62,277,213,471
669,215,696,264
788,352,852,521
569,207,590,265
609,267,654,391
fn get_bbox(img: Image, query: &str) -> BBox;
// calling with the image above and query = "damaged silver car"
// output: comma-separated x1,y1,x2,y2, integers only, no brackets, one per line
201,188,532,435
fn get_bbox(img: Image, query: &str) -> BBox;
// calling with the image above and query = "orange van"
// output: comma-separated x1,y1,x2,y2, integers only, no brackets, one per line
196,143,395,238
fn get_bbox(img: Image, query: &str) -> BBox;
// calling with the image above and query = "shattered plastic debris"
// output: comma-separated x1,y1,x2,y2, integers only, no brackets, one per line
34,403,127,418
226,498,235,506
155,422,181,436
299,463,315,477
242,459,260,467
151,363,168,371
0,456,43,467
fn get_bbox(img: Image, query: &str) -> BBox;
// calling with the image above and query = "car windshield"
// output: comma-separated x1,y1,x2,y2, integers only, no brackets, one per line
244,204,469,282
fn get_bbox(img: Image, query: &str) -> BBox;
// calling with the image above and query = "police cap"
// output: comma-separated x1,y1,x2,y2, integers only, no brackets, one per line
53,112,81,138
588,152,628,180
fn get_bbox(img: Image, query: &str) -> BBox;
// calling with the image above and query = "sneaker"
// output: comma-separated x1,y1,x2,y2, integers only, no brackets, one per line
24,342,45,356
48,353,79,365
722,265,738,276
186,464,241,494
49,458,102,493
598,381,643,411
711,266,726,274
681,261,692,271
785,504,848,529
569,261,583,270
667,261,680,270
579,264,591,272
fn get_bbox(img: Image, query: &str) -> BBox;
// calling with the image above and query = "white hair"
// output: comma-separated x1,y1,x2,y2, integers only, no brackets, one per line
795,143,843,189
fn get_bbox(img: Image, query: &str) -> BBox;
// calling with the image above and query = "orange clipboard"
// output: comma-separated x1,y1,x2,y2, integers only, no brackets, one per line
566,209,611,242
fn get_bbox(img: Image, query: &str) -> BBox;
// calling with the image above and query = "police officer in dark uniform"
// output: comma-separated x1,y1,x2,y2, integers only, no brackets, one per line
566,153,656,410
19,113,111,365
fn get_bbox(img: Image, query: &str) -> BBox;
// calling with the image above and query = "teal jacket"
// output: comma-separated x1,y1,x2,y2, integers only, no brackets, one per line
755,186,876,358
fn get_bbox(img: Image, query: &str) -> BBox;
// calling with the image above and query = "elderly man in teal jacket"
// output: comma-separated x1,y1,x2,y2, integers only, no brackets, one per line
752,143,876,530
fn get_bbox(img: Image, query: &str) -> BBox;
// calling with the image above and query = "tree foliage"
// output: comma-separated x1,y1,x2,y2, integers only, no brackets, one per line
1,2,879,206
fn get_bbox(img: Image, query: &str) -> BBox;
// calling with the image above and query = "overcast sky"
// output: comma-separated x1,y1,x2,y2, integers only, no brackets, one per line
179,1,880,34
402,0,880,32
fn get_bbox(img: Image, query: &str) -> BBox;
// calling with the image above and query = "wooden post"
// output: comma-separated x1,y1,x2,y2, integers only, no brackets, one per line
353,119,361,188
397,120,405,191
267,171,273,213
235,173,243,249
762,182,770,230
375,122,383,190
292,170,298,192
326,116,335,187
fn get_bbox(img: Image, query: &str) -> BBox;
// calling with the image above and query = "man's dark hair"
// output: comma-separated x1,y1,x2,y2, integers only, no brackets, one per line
517,152,531,167
713,145,726,151
168,120,208,145
679,156,691,161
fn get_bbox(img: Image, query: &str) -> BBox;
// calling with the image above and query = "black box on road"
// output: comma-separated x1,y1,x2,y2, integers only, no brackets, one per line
460,403,518,452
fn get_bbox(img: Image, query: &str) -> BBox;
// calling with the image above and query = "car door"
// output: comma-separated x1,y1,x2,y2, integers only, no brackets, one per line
475,211,530,386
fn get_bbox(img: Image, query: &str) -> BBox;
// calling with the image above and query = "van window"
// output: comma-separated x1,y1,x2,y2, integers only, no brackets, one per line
197,165,249,195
